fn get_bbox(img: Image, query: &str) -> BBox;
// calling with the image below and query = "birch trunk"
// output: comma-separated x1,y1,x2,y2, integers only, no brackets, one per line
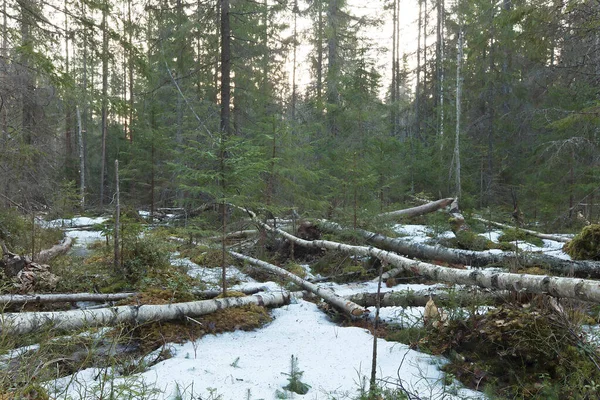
0,292,135,305
240,208,600,303
0,287,269,306
35,236,74,264
378,198,454,219
1,292,301,335
346,289,510,308
474,217,572,243
317,222,600,278
229,251,366,317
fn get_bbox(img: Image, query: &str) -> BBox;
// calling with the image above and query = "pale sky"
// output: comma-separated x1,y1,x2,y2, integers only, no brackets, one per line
289,0,421,99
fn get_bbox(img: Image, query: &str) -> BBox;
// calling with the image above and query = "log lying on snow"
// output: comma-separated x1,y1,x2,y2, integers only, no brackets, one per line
378,198,454,219
473,217,573,243
35,236,74,264
243,209,600,303
0,292,136,306
229,251,366,317
0,287,268,306
317,221,600,278
0,291,302,335
346,289,511,308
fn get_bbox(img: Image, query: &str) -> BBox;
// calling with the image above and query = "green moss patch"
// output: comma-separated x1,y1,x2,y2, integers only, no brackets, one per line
499,228,544,247
564,224,600,260
419,305,600,398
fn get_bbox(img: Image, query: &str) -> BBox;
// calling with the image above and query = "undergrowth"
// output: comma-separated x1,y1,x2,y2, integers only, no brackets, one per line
399,301,600,399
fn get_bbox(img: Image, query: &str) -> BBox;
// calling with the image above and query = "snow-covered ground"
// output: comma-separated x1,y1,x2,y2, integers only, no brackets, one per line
39,217,577,399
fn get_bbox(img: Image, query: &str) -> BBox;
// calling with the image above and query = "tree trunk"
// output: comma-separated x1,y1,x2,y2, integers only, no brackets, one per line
0,286,268,306
229,251,366,317
346,288,510,308
0,292,301,335
220,0,231,136
76,106,85,209
240,208,600,303
454,25,464,198
378,198,454,219
0,292,135,306
318,222,600,278
99,0,109,207
35,236,74,264
473,217,572,243
114,159,120,272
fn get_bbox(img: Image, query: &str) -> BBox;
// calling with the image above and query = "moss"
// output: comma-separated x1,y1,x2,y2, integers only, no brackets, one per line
198,304,272,333
385,326,429,349
282,262,308,279
499,228,544,247
453,230,496,251
564,224,600,260
191,249,232,268
134,287,195,305
421,305,600,399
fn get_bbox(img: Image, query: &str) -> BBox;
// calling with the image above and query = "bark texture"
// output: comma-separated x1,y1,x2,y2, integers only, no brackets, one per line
1,292,300,335
346,288,510,308
241,209,600,303
474,217,573,243
35,236,74,264
229,251,366,317
0,292,135,305
318,222,600,278
378,198,454,219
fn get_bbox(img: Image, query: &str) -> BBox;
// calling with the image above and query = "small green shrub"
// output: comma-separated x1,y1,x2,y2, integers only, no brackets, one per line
280,355,310,396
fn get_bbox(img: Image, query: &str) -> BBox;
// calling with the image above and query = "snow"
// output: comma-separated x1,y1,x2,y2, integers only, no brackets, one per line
40,216,580,399
44,216,107,229
47,300,484,400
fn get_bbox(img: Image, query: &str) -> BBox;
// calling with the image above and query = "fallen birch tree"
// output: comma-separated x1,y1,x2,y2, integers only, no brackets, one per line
0,291,303,335
346,288,511,308
316,222,600,278
0,292,135,305
473,217,573,243
0,287,268,306
228,251,366,317
241,208,600,303
378,198,454,219
35,236,74,264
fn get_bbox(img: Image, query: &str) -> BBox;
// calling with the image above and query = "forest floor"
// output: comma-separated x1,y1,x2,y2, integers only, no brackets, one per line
3,214,598,399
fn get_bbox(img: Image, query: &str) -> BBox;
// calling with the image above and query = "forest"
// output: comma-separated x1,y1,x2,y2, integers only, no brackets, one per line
1,0,600,399
0,0,597,221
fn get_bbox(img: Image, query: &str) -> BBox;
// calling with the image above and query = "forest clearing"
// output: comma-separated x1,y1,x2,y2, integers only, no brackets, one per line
1,201,600,399
2,0,600,398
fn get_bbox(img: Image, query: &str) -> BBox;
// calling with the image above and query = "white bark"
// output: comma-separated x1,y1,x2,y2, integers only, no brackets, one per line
0,292,302,335
35,236,74,264
346,288,510,308
241,209,600,303
0,287,268,306
317,222,600,278
0,292,135,305
229,251,366,317
473,217,572,243
378,198,454,219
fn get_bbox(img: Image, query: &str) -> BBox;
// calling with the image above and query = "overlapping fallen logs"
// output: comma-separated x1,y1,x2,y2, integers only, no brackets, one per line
0,292,136,306
242,208,600,303
346,288,511,308
316,222,600,278
473,217,573,243
229,251,366,317
0,291,303,335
